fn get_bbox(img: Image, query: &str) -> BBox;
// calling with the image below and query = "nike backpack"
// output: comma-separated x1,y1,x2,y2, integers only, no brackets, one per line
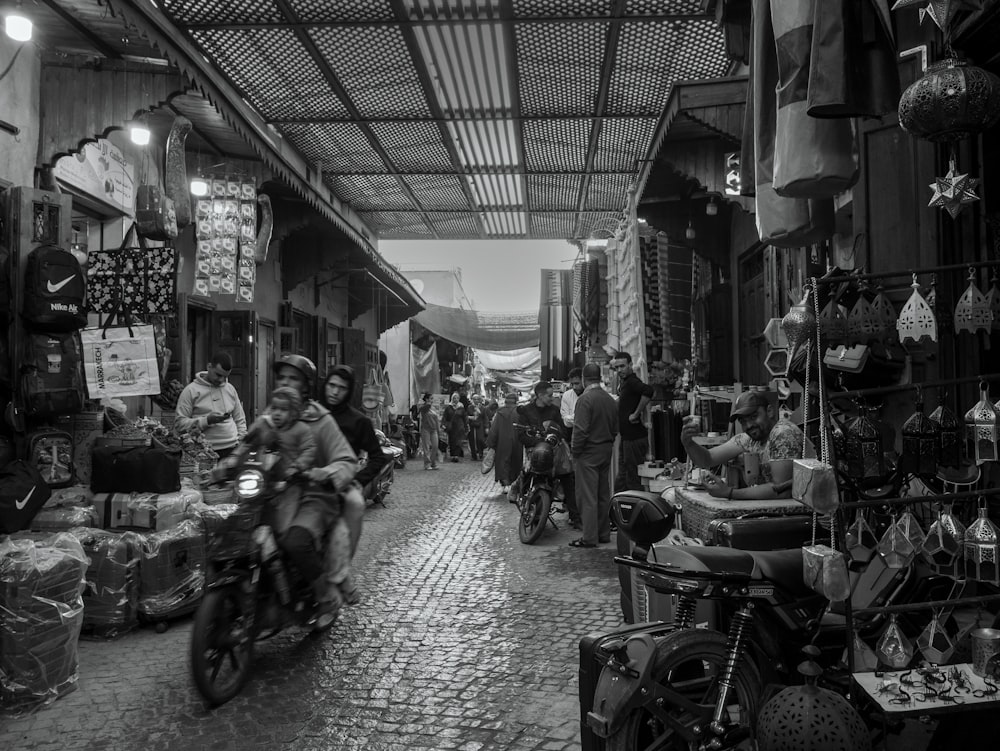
27,428,76,489
22,244,87,331
20,331,86,418
0,460,52,533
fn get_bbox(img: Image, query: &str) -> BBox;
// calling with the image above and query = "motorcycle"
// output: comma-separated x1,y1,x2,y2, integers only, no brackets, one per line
393,415,421,461
190,451,334,706
583,484,964,751
512,422,569,544
363,428,403,506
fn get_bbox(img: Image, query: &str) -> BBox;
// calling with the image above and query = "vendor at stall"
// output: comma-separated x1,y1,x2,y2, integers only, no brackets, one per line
680,391,806,500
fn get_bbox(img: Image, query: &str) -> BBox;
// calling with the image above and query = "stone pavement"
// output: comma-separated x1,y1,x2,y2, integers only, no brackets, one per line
3,460,623,751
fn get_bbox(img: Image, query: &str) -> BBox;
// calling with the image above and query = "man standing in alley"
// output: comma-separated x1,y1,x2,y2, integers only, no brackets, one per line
175,352,248,460
560,367,584,445
612,351,653,492
569,363,618,548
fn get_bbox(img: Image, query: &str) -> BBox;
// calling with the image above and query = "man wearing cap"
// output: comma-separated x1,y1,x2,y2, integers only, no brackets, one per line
681,390,804,500
611,352,655,492
569,363,619,547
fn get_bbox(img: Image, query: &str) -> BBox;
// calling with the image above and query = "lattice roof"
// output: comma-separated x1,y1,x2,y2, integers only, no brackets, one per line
48,0,732,240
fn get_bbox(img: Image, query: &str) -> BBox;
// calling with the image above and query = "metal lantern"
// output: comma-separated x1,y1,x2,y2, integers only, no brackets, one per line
921,504,965,578
965,383,1000,464
757,682,871,751
896,511,926,550
900,396,940,476
878,518,916,569
876,614,914,669
871,285,897,342
954,268,992,334
847,289,880,345
897,275,937,344
917,612,956,664
898,58,1000,143
845,407,886,481
964,499,1000,585
926,275,952,335
985,272,1000,331
929,400,963,468
819,298,848,346
781,288,815,353
846,513,878,563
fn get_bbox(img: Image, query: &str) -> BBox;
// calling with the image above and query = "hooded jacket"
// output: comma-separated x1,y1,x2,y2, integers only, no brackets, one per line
322,371,388,489
299,399,359,492
174,371,248,451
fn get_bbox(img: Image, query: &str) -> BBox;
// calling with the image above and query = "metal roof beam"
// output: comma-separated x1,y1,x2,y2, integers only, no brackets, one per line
498,0,529,232
573,0,628,238
388,0,486,239
184,14,711,31
271,0,442,238
267,113,661,124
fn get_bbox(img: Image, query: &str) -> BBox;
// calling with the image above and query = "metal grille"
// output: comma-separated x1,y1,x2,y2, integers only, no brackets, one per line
513,0,611,16
191,29,351,120
425,212,482,237
162,0,283,24
577,211,623,238
470,174,522,209
530,213,577,238
310,26,432,119
585,173,633,211
515,21,606,117
328,174,414,211
279,123,386,173
527,174,581,211
447,120,520,171
400,174,471,210
593,117,657,172
288,0,394,22
483,211,527,237
360,211,434,237
522,119,591,173
625,0,705,15
369,122,455,172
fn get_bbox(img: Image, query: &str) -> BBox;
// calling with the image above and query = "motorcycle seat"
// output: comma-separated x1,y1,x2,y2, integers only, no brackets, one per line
652,546,812,596
748,549,813,597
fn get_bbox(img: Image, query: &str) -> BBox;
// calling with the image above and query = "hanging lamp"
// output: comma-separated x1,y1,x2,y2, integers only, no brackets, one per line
847,281,880,345
965,381,1000,464
900,390,940,476
921,504,966,578
929,397,963,468
845,404,886,481
964,497,1000,585
954,267,992,334
871,283,897,342
897,274,937,344
819,296,848,347
985,270,1000,331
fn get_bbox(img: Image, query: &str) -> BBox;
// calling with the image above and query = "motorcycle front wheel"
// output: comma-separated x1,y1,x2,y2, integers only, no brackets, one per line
606,628,761,751
191,585,256,706
518,487,551,544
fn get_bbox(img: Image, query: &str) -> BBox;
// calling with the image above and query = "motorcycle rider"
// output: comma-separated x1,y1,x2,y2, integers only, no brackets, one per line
514,381,576,524
272,354,359,631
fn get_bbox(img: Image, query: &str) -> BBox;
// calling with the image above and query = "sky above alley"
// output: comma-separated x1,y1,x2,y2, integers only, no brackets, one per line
379,239,579,313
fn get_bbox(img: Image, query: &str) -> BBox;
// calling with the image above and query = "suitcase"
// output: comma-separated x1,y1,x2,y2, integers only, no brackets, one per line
138,519,206,623
70,528,140,638
0,533,87,708
708,514,815,551
579,622,677,751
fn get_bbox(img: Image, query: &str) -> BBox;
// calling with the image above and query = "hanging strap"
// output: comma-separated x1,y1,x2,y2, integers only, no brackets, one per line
810,276,835,549
101,296,135,338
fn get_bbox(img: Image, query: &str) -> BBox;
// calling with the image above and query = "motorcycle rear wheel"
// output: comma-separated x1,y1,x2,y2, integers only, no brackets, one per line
518,488,551,544
605,628,761,751
191,585,256,706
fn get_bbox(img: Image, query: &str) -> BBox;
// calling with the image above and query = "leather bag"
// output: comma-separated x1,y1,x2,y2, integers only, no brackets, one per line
91,444,181,494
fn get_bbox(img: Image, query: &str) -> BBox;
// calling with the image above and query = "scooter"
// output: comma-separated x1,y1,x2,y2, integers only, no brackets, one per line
190,450,338,707
512,422,568,544
363,428,403,506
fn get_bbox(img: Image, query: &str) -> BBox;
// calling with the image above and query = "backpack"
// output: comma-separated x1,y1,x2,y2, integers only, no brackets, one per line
27,428,76,488
20,331,86,418
0,460,52,533
22,244,87,331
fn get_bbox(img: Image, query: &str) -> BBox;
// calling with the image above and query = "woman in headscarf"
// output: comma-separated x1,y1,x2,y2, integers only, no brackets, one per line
442,392,468,462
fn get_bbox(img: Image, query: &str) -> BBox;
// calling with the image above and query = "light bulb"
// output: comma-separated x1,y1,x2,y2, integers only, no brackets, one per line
705,199,718,216
129,123,151,146
190,177,209,196
685,221,696,240
5,12,31,41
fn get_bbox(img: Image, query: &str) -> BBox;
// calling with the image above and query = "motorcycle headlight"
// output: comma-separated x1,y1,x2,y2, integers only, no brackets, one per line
236,469,265,498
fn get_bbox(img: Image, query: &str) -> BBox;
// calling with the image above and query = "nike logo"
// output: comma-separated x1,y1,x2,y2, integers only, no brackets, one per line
47,276,75,293
15,486,34,511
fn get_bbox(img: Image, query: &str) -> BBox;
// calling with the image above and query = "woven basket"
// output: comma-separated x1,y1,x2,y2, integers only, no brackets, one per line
676,487,809,541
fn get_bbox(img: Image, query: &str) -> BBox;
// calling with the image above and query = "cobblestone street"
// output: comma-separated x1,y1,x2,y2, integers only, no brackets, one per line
3,461,623,751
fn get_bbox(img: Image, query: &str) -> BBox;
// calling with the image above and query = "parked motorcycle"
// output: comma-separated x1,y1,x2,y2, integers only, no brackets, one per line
583,488,961,751
190,451,333,706
512,422,568,544
363,428,403,506
393,415,420,461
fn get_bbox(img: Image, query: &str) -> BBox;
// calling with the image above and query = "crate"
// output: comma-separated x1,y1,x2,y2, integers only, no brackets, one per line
675,487,809,541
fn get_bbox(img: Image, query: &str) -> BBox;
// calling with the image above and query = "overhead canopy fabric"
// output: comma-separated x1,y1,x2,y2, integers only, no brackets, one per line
475,348,540,371
414,303,540,351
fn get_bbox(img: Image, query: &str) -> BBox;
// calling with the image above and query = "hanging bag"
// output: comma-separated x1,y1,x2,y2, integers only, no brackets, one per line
87,221,178,316
79,303,161,400
21,244,87,331
0,460,52,533
19,330,87,418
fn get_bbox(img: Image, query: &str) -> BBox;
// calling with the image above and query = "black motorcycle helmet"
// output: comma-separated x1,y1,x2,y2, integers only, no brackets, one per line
528,441,555,474
321,364,357,409
273,353,317,397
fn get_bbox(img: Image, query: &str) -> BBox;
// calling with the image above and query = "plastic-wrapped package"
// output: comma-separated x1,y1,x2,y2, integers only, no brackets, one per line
68,527,141,638
29,505,99,532
0,532,87,710
192,502,238,537
42,485,94,509
138,519,205,621
93,489,205,531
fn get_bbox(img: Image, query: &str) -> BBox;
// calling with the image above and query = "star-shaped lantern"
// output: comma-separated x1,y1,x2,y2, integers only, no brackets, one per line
929,159,981,218
892,0,983,33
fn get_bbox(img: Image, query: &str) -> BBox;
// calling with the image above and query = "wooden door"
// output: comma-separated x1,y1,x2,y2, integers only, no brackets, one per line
255,318,275,419
211,310,256,418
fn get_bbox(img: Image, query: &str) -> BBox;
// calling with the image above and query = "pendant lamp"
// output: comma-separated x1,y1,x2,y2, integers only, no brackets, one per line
921,504,966,578
845,406,886,481
897,275,937,344
819,297,848,347
847,283,880,345
954,268,992,334
964,498,1000,585
929,397,963,468
871,284,897,342
900,392,940,476
985,271,1000,331
965,382,1000,465
781,287,815,352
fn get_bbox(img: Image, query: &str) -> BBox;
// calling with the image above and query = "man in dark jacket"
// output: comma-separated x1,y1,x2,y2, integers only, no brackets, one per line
570,363,618,547
612,351,654,492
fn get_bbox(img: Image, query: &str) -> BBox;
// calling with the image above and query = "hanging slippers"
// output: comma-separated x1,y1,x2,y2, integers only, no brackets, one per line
568,538,597,548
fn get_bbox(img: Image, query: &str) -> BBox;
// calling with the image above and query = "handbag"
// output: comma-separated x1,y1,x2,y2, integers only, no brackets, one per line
135,184,178,241
91,444,181,494
0,460,52,533
792,458,840,513
823,344,869,374
88,222,179,315
481,447,495,475
79,306,162,399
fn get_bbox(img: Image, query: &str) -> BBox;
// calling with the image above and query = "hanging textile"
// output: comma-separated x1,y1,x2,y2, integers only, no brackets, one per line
410,343,441,402
474,348,540,372
413,303,539,351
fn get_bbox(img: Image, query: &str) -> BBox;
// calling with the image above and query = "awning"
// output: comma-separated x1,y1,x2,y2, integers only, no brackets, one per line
475,348,541,371
414,303,540,351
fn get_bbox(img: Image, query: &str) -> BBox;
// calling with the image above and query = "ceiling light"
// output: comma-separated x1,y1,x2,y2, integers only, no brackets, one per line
128,120,150,146
685,220,696,241
190,176,209,196
706,197,718,216
5,6,31,42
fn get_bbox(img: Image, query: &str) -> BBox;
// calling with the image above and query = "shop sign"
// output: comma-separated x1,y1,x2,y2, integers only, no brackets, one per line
53,139,135,215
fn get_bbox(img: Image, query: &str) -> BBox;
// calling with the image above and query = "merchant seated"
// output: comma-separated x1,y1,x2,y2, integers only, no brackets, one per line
680,391,808,501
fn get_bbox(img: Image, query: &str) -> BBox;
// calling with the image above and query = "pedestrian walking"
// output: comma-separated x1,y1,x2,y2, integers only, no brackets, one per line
174,351,248,460
611,351,653,492
485,392,522,493
468,394,487,461
417,392,440,470
570,363,619,548
443,392,469,461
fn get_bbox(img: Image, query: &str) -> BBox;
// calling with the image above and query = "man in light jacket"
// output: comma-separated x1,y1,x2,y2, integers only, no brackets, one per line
174,352,248,459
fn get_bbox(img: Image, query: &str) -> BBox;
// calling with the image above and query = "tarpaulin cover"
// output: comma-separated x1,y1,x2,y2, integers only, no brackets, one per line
414,303,539,351
475,348,541,372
